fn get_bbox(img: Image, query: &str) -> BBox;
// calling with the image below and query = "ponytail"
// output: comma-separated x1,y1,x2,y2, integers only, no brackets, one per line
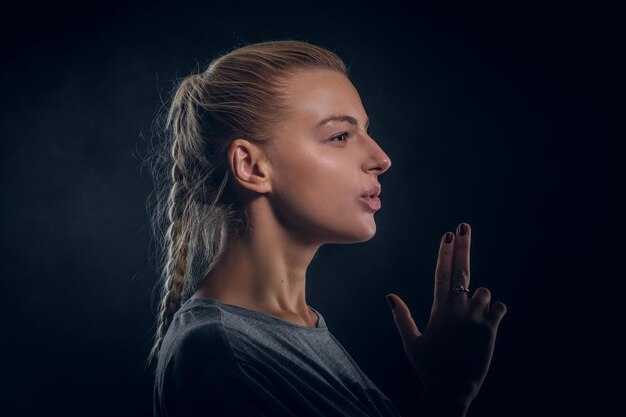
144,39,348,367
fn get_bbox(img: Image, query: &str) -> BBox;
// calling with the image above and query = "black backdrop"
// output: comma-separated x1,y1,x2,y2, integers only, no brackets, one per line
2,1,621,416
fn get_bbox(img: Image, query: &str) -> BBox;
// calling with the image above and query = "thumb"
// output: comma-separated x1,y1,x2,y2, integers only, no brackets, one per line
386,294,421,353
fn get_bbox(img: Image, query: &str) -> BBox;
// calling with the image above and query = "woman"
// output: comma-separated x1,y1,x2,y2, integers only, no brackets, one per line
147,39,507,417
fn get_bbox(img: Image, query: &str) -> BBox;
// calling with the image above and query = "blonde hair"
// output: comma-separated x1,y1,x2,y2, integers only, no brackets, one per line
144,39,348,366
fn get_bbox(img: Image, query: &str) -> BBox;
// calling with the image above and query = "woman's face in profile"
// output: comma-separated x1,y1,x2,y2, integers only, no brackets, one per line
268,69,392,245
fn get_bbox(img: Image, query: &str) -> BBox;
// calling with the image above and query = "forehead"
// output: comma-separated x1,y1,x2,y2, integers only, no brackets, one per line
281,69,365,127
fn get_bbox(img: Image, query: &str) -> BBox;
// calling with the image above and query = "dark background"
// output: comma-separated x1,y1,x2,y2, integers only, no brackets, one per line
2,0,621,416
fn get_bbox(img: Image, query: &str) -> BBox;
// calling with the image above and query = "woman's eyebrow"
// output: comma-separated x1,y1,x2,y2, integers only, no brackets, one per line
315,114,370,130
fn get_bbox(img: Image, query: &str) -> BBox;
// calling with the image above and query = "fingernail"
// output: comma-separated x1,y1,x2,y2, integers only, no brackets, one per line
444,232,453,244
386,295,396,310
457,223,467,236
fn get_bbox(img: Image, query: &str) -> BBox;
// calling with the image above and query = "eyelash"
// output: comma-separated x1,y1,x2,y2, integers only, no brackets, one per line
330,132,350,143
330,130,372,143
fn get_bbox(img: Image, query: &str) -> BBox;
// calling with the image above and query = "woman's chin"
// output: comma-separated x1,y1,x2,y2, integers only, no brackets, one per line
328,224,377,244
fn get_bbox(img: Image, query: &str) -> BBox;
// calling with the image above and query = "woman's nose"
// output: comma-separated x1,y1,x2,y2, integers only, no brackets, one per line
365,138,392,174
378,151,392,174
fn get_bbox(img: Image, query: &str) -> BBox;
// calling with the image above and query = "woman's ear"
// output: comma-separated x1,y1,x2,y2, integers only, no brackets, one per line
228,139,272,195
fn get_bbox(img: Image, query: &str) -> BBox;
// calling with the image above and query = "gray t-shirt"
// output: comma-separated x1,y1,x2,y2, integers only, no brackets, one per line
153,297,401,417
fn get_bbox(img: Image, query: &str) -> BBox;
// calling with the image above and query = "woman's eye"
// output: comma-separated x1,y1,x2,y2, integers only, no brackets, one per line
330,132,349,142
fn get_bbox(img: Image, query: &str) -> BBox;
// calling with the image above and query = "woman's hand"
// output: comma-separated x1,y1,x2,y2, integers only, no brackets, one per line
387,223,507,409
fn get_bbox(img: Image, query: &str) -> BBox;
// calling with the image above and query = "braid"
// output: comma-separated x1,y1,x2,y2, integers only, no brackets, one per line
147,76,200,365
158,145,191,342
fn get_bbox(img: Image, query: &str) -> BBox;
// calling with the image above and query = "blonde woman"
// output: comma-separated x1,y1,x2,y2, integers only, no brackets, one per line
147,39,507,417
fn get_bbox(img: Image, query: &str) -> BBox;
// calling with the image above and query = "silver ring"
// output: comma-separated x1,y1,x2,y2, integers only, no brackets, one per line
449,285,470,301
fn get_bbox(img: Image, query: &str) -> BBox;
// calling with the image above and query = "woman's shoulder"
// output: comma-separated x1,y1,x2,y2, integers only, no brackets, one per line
156,300,236,369
153,301,250,415
171,299,229,340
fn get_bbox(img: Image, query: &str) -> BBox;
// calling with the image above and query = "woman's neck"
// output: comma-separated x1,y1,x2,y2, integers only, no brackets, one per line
192,232,321,327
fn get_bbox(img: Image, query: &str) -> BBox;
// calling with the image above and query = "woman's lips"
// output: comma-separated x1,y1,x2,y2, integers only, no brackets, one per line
359,196,382,211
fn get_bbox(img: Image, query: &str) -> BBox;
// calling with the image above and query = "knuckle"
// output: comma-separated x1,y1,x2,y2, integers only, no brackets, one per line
473,287,491,299
454,240,469,249
435,271,450,282
441,246,454,256
452,269,469,282
467,303,483,319
464,311,482,324
495,302,507,316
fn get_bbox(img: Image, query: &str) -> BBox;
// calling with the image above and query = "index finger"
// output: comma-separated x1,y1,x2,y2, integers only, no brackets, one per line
434,231,455,305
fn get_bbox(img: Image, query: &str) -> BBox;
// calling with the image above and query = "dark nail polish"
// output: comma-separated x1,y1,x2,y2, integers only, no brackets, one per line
458,224,467,236
444,232,453,244
386,296,396,310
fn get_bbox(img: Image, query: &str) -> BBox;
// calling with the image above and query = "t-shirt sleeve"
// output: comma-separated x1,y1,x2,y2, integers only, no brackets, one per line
166,324,297,417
